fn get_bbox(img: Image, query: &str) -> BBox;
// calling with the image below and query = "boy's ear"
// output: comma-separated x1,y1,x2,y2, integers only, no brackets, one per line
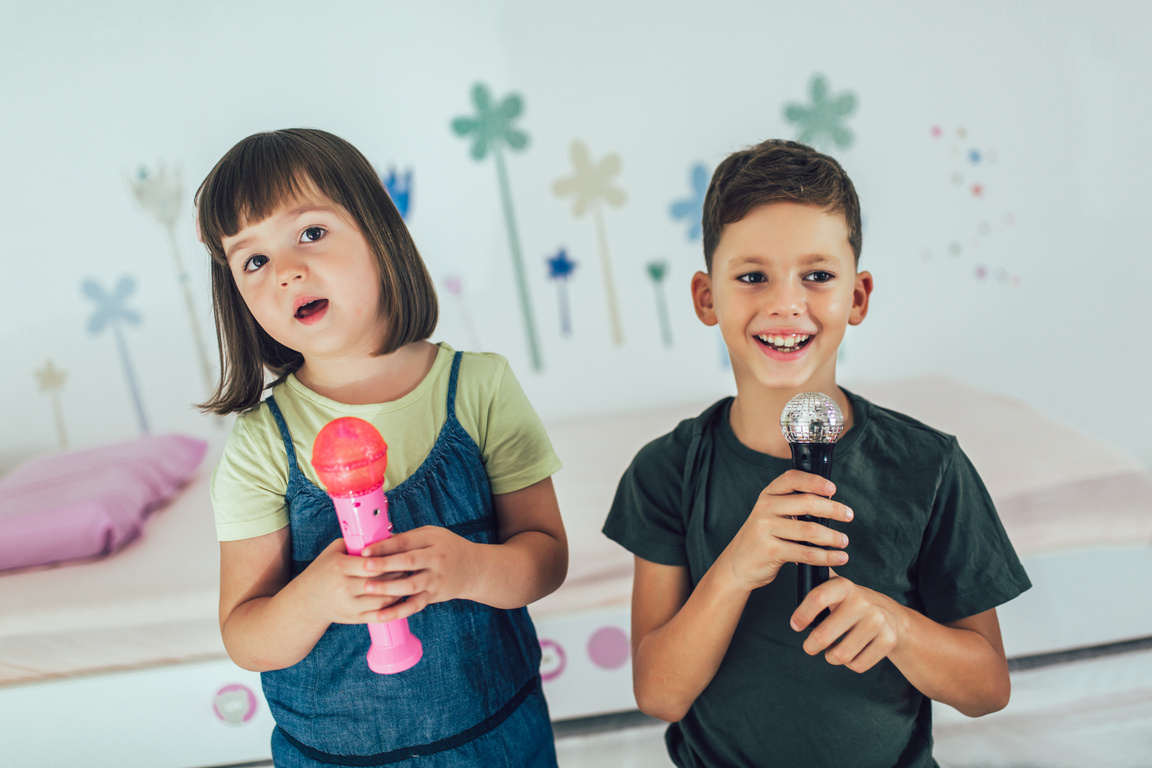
691,271,718,326
849,270,873,326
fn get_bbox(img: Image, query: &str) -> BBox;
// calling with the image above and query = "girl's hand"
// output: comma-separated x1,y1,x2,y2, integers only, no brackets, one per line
359,526,481,622
720,469,853,593
297,538,406,626
791,570,902,673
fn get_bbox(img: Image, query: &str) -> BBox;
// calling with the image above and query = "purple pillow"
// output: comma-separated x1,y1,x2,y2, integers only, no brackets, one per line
0,434,208,571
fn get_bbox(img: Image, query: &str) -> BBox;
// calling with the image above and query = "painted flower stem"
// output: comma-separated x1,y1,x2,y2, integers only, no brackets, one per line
493,147,542,371
165,223,214,394
592,204,623,346
114,324,150,434
653,281,672,347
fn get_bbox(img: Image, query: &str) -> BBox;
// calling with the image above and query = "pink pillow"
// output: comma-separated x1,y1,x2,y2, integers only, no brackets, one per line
0,434,208,571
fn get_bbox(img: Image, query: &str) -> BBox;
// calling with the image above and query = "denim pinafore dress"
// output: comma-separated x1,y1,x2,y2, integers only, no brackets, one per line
260,352,555,767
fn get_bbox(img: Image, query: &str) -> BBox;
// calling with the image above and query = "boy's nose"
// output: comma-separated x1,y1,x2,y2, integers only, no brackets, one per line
765,281,804,316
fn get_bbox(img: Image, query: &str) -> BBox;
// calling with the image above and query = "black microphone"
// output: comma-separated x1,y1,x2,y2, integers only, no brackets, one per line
780,392,845,624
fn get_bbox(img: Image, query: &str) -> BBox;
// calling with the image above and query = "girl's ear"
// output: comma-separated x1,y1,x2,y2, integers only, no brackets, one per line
691,271,718,326
849,270,873,326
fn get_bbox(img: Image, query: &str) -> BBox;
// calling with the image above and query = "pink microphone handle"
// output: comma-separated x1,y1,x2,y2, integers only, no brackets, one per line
331,486,423,674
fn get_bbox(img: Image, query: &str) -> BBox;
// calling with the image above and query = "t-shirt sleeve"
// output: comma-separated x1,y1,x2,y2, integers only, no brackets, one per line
602,432,691,567
210,409,291,542
917,438,1032,623
472,356,563,495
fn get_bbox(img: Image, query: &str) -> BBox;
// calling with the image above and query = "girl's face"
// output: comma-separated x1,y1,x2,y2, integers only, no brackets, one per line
221,189,385,364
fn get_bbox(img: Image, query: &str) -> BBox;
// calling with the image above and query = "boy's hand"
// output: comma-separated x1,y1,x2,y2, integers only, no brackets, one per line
791,571,902,673
721,469,852,593
297,538,406,626
359,526,481,622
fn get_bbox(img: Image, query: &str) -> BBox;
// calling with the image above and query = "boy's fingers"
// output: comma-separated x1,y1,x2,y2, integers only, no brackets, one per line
766,469,837,499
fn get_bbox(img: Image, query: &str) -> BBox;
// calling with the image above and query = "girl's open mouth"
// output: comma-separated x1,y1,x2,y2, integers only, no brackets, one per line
295,299,329,321
755,333,812,354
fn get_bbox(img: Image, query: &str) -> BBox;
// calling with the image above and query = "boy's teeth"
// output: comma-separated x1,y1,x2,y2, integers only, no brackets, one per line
758,333,810,350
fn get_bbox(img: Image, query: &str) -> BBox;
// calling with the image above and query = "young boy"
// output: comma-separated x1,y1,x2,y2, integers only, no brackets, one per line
603,139,1030,768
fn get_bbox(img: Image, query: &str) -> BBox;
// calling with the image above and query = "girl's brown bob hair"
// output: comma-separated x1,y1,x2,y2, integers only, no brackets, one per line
195,128,437,415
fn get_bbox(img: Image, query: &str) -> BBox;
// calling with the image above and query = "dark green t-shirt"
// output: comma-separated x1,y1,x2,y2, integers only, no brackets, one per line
603,391,1030,768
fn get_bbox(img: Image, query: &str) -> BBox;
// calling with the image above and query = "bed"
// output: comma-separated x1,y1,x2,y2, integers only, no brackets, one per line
2,377,1150,766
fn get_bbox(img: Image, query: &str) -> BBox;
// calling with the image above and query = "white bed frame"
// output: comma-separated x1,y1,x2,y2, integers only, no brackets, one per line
2,378,1150,767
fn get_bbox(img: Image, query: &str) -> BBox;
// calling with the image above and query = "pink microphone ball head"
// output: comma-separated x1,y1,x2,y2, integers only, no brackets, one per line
311,417,389,497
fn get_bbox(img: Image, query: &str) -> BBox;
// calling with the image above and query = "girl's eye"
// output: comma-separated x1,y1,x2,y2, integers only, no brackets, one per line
805,270,835,283
301,226,326,243
243,254,269,273
737,272,767,284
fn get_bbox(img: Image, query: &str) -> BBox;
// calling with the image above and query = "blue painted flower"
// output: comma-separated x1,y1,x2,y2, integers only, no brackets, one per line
381,167,413,219
784,74,858,149
669,163,708,241
82,276,150,433
968,149,982,165
547,248,576,279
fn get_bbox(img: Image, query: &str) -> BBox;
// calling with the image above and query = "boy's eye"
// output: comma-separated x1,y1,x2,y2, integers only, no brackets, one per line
243,254,269,273
301,226,326,243
737,272,767,284
805,270,835,283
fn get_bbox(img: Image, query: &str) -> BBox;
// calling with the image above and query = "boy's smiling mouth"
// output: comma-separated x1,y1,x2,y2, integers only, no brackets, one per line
755,333,812,353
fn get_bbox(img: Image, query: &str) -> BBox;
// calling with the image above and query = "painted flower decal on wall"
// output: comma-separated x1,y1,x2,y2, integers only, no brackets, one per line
83,276,150,434
546,248,577,337
35,359,69,449
669,163,708,241
127,162,214,397
381,167,413,219
784,74,858,150
646,260,673,348
451,83,542,370
552,140,627,346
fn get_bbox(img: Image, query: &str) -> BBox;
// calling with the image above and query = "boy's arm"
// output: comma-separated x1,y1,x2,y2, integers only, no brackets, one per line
630,469,853,722
364,476,568,617
793,578,1011,717
630,557,749,722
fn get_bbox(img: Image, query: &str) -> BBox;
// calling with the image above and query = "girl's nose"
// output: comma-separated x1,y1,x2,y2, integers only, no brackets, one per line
276,257,307,287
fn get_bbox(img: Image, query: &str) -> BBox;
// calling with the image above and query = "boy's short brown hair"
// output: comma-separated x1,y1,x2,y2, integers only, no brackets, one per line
195,128,437,415
701,139,862,271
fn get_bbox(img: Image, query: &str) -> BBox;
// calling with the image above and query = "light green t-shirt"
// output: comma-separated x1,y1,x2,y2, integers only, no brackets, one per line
211,343,561,541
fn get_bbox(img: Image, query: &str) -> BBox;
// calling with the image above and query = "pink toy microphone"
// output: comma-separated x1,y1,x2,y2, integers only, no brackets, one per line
311,417,423,674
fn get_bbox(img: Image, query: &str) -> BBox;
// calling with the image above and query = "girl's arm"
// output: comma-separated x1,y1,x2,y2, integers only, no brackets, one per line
219,529,401,672
364,476,567,618
793,580,1011,717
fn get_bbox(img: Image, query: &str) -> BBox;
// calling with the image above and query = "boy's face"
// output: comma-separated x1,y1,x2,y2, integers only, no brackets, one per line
692,202,872,397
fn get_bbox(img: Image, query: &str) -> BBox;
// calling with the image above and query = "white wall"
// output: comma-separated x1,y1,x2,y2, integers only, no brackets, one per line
3,0,1151,469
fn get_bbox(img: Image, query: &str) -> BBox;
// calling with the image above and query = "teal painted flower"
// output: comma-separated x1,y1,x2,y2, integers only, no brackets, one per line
451,83,542,370
784,74,857,149
646,260,673,348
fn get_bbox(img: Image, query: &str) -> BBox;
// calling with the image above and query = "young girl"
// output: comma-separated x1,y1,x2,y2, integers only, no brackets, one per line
197,128,567,767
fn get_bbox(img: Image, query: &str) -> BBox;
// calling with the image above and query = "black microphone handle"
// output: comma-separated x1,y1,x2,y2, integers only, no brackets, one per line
790,442,836,624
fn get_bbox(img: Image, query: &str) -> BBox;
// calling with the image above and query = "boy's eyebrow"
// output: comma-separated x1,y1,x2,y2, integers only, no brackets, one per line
727,252,841,269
